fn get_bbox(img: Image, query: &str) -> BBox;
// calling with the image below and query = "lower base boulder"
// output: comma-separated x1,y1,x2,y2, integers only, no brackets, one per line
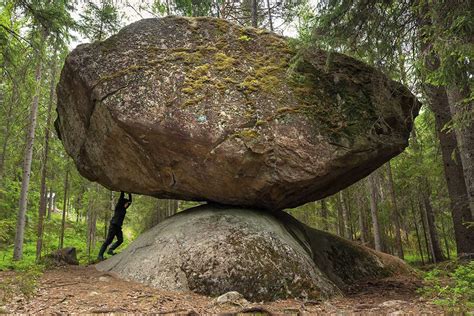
96,205,410,301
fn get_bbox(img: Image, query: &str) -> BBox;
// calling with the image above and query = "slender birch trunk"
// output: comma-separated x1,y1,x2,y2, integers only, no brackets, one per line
36,51,58,261
385,161,404,259
368,174,382,252
13,34,45,261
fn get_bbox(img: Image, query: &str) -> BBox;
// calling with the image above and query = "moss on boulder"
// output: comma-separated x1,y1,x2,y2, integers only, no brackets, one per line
56,16,420,210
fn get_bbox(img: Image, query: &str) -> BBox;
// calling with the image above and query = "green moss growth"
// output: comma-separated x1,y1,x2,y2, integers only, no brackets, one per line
181,64,211,94
97,64,145,84
180,64,212,105
183,95,205,106
203,18,231,34
215,81,227,90
238,35,251,42
196,45,218,53
234,128,259,139
238,76,260,92
223,77,239,84
169,51,204,64
254,65,281,77
181,87,194,94
213,52,236,70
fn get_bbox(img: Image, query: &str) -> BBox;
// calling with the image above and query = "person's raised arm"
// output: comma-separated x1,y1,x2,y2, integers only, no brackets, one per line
119,191,125,202
128,193,132,203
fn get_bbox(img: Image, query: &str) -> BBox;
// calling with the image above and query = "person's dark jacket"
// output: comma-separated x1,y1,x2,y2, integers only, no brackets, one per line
110,191,132,227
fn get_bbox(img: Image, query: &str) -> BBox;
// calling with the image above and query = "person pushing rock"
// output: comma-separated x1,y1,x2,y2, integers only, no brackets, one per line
98,191,132,261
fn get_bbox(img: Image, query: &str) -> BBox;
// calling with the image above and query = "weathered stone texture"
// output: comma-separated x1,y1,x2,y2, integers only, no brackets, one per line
56,16,420,210
96,206,409,301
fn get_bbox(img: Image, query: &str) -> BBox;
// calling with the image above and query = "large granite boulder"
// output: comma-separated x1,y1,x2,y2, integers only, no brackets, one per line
56,16,420,210
96,205,410,301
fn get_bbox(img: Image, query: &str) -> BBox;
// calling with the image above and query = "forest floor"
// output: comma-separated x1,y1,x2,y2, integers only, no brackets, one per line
1,265,444,315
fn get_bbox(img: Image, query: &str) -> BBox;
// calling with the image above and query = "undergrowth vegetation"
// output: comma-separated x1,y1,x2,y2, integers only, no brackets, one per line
419,260,474,313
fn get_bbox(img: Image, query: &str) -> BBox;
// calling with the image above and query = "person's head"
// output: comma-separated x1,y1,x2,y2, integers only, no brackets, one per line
124,200,131,209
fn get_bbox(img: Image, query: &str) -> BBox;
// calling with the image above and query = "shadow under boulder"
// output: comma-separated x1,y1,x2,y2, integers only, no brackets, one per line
96,205,410,301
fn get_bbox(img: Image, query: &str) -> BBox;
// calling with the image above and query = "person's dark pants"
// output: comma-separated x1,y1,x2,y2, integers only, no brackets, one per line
98,224,123,258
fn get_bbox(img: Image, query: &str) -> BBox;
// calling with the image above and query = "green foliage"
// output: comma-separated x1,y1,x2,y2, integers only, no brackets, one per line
78,0,122,41
419,261,474,313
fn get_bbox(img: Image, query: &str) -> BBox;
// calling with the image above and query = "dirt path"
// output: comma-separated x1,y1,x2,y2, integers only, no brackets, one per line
2,265,442,314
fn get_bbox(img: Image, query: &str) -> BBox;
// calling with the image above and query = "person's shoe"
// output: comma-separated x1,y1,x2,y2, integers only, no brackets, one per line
97,255,105,261
107,249,116,256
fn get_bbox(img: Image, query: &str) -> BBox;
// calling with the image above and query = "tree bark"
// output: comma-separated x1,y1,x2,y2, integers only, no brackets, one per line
36,51,58,261
59,169,69,249
385,161,404,259
47,189,54,220
0,87,16,179
367,174,382,252
411,200,425,264
320,199,328,231
357,195,369,244
422,189,446,262
13,37,44,261
266,0,273,31
338,191,351,239
336,195,344,237
418,0,474,257
419,199,432,262
251,0,258,27
439,214,451,260
446,86,474,219
87,185,98,261
425,85,474,256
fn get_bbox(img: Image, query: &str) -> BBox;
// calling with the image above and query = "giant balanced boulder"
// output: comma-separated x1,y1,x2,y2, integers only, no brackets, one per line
56,16,420,210
96,205,409,301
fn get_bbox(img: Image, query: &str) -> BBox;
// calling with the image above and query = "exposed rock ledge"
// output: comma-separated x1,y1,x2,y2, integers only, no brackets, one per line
96,205,410,301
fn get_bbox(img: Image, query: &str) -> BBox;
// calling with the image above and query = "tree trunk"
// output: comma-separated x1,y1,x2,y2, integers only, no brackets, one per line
425,1,474,220
357,194,369,244
47,189,54,220
411,199,425,264
266,0,273,31
13,38,44,261
439,214,451,260
422,190,446,262
36,52,58,261
320,199,328,231
418,199,432,262
47,188,52,219
165,0,170,16
0,88,16,179
87,185,98,261
339,191,351,239
59,169,69,249
336,195,344,237
385,161,404,259
367,174,382,252
429,86,473,256
446,86,474,219
420,4,474,257
251,0,258,27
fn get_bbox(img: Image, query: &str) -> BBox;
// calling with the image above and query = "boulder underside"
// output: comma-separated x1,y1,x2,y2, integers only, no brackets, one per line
56,16,420,210
96,206,410,301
